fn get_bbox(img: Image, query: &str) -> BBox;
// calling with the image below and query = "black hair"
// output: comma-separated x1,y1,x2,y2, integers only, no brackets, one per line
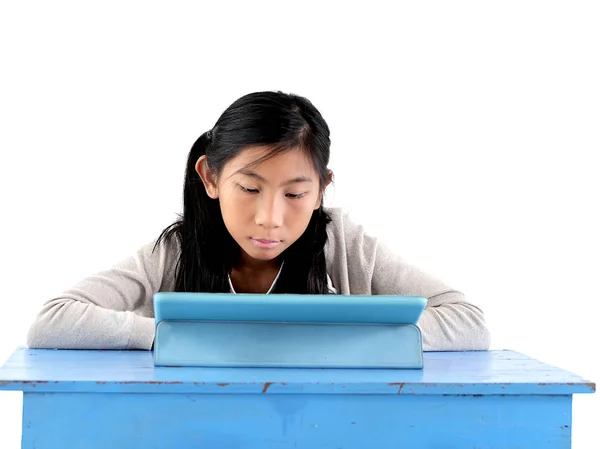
155,91,332,294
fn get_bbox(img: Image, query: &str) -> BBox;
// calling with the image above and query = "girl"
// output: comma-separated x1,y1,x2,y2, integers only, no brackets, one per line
26,91,490,352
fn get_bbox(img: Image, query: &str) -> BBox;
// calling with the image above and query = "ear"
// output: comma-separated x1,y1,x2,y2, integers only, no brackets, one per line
314,170,334,210
195,155,219,199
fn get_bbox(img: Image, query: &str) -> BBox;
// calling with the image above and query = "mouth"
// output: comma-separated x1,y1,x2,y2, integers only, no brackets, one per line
250,238,281,249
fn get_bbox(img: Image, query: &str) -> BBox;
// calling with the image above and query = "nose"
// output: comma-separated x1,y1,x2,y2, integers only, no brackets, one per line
254,194,284,229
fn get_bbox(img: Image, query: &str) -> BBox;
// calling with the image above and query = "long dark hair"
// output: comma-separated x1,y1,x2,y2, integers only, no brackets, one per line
155,91,332,294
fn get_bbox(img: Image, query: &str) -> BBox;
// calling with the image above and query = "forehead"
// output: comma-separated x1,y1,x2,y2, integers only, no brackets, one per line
224,146,317,178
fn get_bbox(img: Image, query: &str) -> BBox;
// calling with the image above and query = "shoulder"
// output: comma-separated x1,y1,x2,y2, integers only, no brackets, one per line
130,228,181,291
139,229,181,266
323,207,379,266
324,207,378,248
322,207,380,294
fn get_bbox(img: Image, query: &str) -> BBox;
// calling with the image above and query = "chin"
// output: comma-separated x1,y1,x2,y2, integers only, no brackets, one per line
242,245,284,262
248,250,281,261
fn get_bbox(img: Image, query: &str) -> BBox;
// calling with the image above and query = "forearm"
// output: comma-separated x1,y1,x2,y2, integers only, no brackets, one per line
419,302,490,351
26,298,155,350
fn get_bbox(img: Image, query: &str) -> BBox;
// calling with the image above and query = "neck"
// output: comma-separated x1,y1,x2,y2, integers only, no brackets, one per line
230,253,283,294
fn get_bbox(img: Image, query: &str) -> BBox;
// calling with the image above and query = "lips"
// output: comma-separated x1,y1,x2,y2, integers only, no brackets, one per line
250,238,281,249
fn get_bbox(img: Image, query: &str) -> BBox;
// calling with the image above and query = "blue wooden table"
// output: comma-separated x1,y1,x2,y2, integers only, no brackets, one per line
0,347,594,448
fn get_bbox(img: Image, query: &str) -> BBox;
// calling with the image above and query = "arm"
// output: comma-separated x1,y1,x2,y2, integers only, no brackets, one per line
371,241,490,351
26,236,178,350
325,208,490,351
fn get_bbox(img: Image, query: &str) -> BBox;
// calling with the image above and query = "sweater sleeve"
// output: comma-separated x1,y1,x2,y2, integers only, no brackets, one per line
26,236,178,351
325,208,490,351
371,241,491,351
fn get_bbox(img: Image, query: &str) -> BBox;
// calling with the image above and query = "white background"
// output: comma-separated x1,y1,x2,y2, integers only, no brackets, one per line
1,1,598,447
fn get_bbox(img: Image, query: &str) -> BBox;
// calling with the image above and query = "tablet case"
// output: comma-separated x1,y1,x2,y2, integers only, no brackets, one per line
153,293,426,369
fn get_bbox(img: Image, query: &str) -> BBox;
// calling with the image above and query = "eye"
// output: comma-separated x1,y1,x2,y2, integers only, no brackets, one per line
286,193,306,199
239,185,259,194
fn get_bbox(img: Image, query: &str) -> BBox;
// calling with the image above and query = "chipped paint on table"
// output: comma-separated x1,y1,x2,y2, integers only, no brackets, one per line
0,347,594,395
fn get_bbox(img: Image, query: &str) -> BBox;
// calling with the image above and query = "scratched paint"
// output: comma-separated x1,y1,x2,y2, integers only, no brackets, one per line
0,348,595,397
388,382,405,394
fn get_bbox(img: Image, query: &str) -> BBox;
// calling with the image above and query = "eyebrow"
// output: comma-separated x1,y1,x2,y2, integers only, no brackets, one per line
237,169,313,187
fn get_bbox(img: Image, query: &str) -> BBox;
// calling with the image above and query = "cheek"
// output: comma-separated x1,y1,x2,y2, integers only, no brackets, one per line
287,199,317,230
218,193,252,228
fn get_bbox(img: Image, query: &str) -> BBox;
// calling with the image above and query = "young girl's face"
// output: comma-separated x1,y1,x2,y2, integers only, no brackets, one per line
197,147,328,264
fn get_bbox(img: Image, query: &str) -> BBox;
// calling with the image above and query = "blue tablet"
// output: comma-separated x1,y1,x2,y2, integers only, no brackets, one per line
153,292,427,325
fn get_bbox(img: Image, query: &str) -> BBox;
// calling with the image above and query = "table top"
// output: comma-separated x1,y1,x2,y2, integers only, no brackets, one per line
0,347,594,395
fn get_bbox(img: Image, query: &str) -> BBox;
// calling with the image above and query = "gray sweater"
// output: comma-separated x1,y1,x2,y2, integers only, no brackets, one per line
26,208,490,352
